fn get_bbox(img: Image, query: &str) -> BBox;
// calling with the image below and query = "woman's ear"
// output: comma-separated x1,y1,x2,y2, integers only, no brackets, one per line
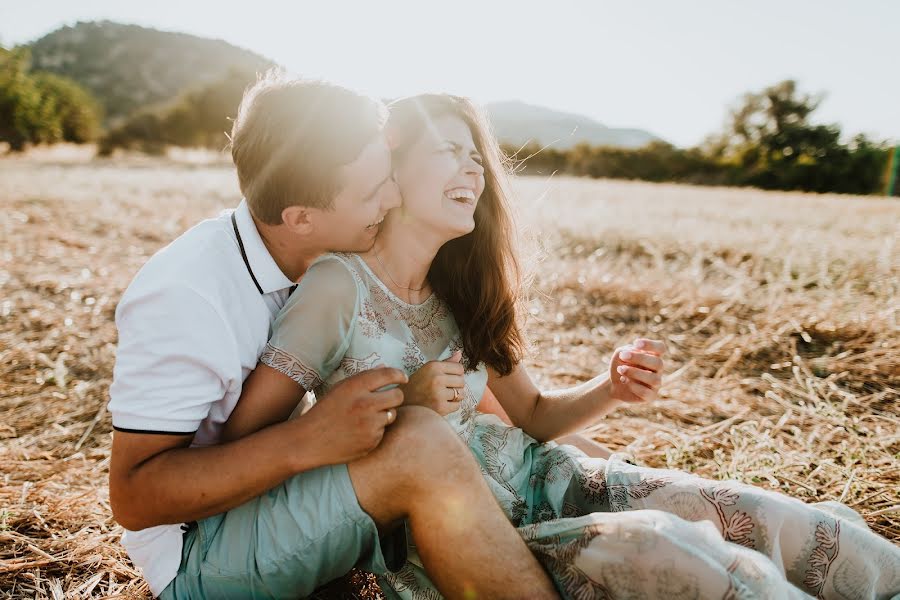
280,205,315,235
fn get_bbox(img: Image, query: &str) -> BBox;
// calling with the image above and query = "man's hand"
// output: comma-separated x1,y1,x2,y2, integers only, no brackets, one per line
109,366,408,531
399,351,466,416
301,367,408,465
609,338,666,403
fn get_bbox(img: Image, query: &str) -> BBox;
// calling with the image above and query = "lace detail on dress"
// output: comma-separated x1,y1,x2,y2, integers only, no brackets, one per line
401,341,427,373
339,352,380,377
398,299,448,344
367,284,448,343
359,296,388,337
259,342,323,391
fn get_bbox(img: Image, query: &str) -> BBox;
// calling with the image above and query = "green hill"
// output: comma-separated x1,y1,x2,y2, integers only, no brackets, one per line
26,21,275,123
23,21,661,149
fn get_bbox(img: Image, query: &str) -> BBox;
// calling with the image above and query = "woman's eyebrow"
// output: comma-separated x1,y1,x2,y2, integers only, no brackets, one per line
443,140,480,156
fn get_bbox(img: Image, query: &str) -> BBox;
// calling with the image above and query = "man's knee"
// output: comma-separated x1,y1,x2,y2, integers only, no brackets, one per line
373,406,478,482
391,405,468,451
347,406,481,523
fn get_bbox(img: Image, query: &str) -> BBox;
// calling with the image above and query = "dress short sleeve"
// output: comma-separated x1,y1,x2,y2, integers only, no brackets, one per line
260,255,360,391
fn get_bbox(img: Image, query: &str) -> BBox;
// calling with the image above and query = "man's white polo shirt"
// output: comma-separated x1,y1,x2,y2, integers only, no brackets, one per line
107,200,296,596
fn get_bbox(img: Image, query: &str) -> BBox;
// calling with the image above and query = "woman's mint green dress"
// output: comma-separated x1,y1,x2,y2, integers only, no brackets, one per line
260,253,900,600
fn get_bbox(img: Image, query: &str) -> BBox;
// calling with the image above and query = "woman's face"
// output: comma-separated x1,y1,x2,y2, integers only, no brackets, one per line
392,114,486,241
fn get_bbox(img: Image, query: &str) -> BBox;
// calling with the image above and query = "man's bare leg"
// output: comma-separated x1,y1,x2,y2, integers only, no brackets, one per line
349,406,558,600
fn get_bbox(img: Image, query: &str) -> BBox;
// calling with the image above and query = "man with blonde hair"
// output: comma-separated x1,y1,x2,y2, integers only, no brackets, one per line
107,71,559,599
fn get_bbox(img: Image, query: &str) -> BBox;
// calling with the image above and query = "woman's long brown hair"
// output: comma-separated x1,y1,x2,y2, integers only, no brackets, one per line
387,94,525,375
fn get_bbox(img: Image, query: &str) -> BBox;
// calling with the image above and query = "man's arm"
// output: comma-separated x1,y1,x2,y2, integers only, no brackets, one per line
111,417,318,530
110,367,406,531
107,263,405,531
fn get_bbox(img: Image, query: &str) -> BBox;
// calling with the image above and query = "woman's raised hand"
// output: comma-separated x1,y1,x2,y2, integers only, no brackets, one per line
609,338,667,404
400,351,466,416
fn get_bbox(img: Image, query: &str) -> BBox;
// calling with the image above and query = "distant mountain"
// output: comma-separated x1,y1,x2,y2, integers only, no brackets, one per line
24,21,661,148
485,100,660,150
26,21,275,123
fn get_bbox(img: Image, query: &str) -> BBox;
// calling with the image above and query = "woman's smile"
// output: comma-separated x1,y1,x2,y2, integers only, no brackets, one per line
444,187,478,208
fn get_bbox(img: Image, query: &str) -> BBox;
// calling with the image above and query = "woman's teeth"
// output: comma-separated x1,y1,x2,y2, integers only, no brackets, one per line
366,217,384,228
445,188,476,204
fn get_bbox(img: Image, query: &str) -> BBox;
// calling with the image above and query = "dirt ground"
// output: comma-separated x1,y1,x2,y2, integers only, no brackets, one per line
1,149,897,598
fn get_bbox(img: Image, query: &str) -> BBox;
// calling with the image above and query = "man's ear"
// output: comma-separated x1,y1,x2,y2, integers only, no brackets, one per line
281,205,315,235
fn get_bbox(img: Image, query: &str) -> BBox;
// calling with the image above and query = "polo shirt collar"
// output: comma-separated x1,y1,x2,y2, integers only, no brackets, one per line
233,199,296,295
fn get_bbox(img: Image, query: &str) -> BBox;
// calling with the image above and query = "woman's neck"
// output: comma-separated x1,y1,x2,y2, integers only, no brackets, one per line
365,217,442,304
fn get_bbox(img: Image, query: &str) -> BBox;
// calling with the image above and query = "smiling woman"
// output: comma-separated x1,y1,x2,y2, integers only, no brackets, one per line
227,92,900,599
382,94,525,374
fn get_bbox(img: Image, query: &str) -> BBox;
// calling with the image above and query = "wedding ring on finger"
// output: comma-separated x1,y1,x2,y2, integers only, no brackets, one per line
452,388,460,402
386,409,395,425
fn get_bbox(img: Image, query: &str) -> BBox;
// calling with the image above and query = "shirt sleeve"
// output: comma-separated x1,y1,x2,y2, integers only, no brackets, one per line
107,282,237,434
260,255,361,391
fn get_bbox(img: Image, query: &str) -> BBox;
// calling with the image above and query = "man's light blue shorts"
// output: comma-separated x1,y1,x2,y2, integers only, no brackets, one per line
159,463,407,599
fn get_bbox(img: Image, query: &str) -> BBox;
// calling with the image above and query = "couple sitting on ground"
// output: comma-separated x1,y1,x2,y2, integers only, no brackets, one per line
108,71,900,599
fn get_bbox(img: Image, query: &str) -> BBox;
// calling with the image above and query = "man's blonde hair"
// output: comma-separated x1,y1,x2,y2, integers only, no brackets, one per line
229,69,387,224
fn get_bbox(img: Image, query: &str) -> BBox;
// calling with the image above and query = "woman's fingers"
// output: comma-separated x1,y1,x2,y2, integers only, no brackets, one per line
609,340,666,403
617,365,661,389
438,358,465,376
435,374,465,388
634,338,667,356
625,380,657,402
618,349,663,373
435,377,465,412
431,375,465,405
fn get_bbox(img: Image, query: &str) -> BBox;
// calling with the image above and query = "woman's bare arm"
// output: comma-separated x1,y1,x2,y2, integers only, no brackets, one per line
478,387,613,458
220,364,308,442
487,364,619,442
487,339,667,442
475,387,514,425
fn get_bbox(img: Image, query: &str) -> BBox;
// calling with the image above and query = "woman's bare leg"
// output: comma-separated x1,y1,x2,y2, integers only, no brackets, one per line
554,432,614,459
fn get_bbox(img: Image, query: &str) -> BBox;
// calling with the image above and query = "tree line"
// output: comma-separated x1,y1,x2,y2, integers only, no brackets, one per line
0,48,102,150
504,81,896,196
1,48,896,197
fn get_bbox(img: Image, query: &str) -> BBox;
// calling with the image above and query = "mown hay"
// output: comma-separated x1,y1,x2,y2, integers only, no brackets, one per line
1,153,897,598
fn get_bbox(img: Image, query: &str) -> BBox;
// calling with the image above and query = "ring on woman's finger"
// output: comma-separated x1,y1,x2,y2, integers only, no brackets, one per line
386,409,395,425
452,388,460,402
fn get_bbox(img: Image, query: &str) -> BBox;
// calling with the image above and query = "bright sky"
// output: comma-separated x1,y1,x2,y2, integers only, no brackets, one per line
2,0,897,147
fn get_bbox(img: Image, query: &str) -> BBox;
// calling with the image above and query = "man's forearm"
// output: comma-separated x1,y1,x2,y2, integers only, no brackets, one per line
112,418,325,530
524,375,619,442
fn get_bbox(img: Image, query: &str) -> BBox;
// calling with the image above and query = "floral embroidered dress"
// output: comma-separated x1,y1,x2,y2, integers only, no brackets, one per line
261,253,900,600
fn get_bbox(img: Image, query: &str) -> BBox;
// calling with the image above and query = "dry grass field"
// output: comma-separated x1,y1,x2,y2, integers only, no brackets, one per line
1,147,898,598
